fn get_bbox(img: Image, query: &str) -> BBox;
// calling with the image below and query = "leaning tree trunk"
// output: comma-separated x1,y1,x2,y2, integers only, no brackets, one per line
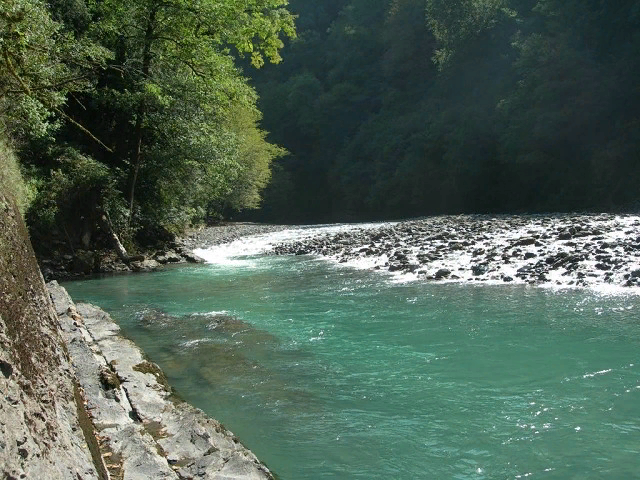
101,212,144,263
128,114,143,227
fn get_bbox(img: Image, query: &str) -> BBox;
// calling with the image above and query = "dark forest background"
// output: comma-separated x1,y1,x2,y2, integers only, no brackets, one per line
248,0,640,222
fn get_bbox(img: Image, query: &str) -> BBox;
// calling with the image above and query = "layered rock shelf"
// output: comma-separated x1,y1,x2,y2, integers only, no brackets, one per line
1,185,274,479
47,281,274,480
271,214,640,290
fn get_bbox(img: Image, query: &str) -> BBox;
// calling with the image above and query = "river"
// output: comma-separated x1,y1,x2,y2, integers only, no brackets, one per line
64,225,640,479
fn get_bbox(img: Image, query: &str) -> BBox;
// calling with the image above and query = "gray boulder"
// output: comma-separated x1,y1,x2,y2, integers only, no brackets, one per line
434,268,451,279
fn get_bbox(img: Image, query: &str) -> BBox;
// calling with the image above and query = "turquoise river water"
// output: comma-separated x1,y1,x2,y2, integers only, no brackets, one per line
64,241,640,479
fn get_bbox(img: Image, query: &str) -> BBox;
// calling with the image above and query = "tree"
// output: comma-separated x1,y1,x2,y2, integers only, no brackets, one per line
0,0,109,139
88,0,295,227
425,0,515,68
222,107,287,213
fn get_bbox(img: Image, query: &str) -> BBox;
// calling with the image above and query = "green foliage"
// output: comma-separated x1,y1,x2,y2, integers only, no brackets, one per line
70,0,297,231
0,0,110,139
0,0,297,253
26,148,122,235
0,135,31,214
251,0,640,221
223,107,287,212
426,0,515,67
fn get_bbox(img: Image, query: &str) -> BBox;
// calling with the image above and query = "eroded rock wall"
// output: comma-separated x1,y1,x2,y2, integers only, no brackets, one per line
0,191,100,478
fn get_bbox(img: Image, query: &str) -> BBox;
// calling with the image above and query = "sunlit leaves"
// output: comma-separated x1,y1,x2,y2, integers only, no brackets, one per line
0,0,110,138
84,0,296,228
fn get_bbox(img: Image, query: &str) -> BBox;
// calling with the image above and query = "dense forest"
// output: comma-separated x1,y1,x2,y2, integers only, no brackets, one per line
250,0,640,221
2,0,640,256
1,0,294,254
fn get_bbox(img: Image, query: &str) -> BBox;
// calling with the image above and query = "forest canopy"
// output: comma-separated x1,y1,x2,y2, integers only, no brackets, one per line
250,0,640,221
1,0,294,251
2,0,639,251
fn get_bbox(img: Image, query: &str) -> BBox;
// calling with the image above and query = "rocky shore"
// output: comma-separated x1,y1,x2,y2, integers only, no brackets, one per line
47,281,275,480
1,192,99,480
40,223,290,281
2,183,277,479
270,214,640,290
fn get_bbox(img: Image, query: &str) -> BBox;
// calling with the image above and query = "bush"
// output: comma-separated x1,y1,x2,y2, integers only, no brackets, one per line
0,136,32,215
26,147,124,250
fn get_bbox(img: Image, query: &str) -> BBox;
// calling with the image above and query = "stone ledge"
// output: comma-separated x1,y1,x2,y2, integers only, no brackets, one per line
48,281,274,480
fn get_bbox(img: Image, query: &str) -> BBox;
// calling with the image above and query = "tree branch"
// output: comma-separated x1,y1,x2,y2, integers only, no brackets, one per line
54,108,114,153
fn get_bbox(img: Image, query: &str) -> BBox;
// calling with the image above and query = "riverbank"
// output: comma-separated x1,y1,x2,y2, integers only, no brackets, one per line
47,281,275,479
269,214,640,290
179,223,293,251
39,222,292,282
40,214,640,291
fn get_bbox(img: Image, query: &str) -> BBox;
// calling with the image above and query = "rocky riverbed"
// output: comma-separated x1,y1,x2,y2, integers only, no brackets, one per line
270,214,640,290
178,223,291,251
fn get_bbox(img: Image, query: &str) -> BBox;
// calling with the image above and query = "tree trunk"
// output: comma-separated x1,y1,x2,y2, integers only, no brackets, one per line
101,213,144,263
127,7,157,226
128,122,143,226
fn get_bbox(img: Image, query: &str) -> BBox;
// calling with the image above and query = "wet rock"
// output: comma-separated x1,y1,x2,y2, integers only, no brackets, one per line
181,251,206,263
154,250,183,264
434,268,451,279
130,259,162,272
514,237,537,246
471,264,488,276
449,242,464,251
392,251,408,261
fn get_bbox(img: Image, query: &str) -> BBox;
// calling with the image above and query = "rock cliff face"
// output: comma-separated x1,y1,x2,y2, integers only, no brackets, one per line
0,189,99,478
1,190,274,479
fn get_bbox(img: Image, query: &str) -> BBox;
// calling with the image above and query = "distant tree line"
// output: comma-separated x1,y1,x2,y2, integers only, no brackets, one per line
249,0,640,221
1,0,295,253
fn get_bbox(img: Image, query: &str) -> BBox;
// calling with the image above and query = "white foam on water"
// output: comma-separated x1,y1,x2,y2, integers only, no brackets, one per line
179,338,214,349
194,216,640,296
193,223,391,267
190,310,230,317
583,369,613,379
